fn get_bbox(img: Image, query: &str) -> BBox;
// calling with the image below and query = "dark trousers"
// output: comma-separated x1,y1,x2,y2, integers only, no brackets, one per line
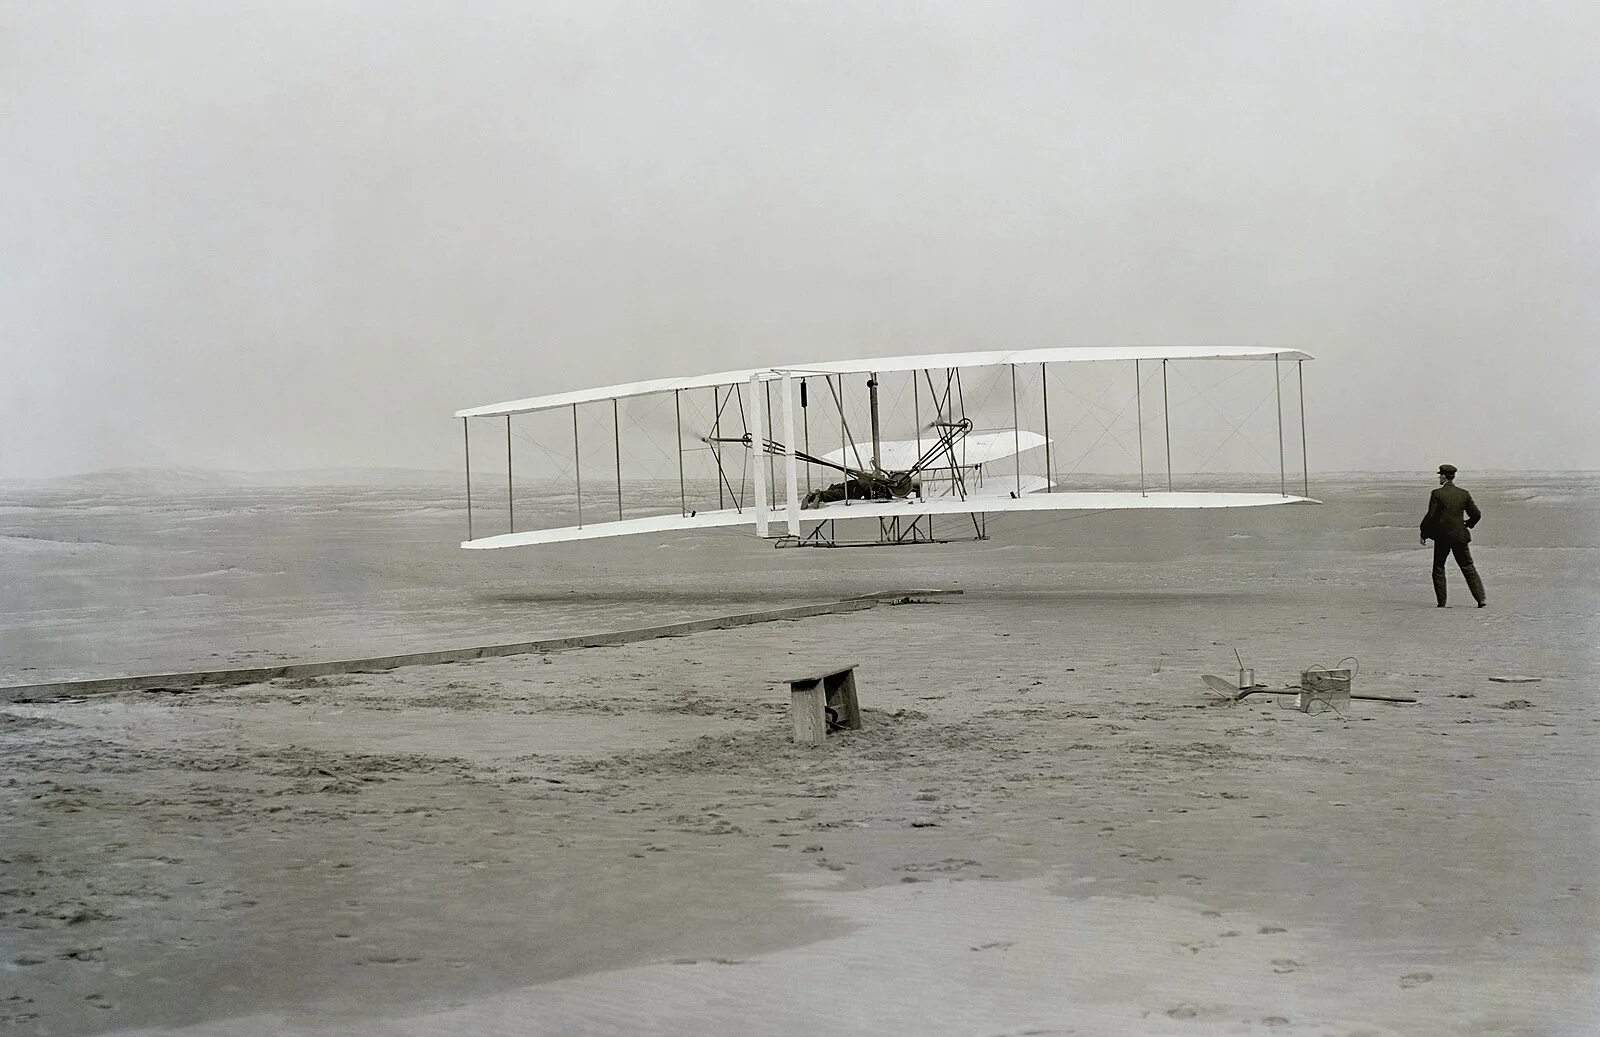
1432,540,1486,606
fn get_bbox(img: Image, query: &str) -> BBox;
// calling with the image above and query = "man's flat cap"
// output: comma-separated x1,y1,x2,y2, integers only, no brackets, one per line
1438,464,1458,476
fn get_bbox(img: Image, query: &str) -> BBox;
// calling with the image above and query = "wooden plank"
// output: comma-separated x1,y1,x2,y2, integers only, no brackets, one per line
791,684,829,745
782,663,859,687
1,596,884,703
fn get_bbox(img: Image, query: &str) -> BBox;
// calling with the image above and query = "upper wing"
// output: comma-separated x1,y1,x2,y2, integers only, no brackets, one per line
455,346,1313,418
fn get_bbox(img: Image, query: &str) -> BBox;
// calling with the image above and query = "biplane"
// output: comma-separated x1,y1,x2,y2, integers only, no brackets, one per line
455,346,1318,549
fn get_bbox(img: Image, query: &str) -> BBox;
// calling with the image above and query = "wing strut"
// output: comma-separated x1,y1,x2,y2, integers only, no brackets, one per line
1275,352,1286,497
707,387,743,513
1010,364,1021,493
1298,359,1310,498
780,371,800,535
462,417,473,541
1162,360,1173,491
675,389,687,516
868,372,882,472
750,373,767,536
572,404,583,528
1041,362,1052,493
1135,360,1146,498
613,399,623,520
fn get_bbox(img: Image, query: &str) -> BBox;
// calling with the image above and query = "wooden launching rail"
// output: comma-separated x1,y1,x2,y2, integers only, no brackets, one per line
1,590,961,704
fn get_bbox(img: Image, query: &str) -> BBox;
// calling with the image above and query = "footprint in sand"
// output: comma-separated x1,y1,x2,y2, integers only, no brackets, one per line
1258,925,1287,934
1270,958,1301,974
58,948,103,962
1399,971,1433,988
1164,1003,1202,1019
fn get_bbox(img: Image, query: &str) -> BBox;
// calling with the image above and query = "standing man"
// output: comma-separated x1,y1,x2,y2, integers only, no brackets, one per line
1420,464,1487,608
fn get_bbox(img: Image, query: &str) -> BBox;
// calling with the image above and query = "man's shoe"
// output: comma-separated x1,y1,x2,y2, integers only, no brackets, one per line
1477,601,1488,608
1436,603,1449,608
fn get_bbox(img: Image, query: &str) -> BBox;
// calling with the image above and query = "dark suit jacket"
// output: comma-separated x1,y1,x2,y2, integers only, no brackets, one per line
1421,482,1482,544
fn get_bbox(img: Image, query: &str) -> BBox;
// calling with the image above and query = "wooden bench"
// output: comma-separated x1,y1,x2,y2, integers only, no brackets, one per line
787,664,862,745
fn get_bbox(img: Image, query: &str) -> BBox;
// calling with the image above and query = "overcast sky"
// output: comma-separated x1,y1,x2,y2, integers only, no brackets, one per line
3,1,1596,478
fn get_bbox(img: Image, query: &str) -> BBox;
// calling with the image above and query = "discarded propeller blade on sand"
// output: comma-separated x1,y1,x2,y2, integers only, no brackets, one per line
1201,674,1256,700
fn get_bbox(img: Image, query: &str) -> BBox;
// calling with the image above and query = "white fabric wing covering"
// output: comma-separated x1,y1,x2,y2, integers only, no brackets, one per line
455,345,1312,418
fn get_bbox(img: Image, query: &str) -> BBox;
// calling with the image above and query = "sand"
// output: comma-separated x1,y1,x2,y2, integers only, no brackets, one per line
2,473,1598,1034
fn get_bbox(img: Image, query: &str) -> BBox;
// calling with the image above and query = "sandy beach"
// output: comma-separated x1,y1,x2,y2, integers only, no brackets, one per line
3,473,1598,1035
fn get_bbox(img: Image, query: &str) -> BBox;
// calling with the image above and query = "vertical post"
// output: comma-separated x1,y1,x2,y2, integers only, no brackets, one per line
781,371,800,536
1041,362,1052,492
613,398,624,520
1298,359,1309,498
867,373,881,472
954,369,967,471
675,389,686,516
1135,359,1146,497
837,376,849,507
765,380,776,498
1010,364,1022,493
572,404,583,528
569,401,582,528
462,418,473,542
712,387,724,511
802,379,811,493
1275,353,1286,497
750,372,768,536
1162,359,1172,492
506,415,514,533
913,370,921,470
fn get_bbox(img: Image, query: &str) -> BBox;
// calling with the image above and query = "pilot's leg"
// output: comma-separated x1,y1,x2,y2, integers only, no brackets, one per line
1454,543,1487,606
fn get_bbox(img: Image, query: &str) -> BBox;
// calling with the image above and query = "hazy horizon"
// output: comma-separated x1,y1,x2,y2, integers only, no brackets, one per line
6,462,1596,490
4,2,1596,479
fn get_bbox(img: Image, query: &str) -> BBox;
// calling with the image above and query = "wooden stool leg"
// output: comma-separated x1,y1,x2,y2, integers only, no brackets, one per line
842,669,861,729
827,670,862,730
791,680,827,745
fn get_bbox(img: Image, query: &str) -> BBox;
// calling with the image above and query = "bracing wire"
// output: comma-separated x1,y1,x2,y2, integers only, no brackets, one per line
1175,372,1283,488
1161,358,1257,415
1059,381,1144,476
1046,365,1145,476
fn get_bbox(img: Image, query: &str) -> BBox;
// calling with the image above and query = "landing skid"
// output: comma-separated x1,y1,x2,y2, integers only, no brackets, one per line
775,512,988,548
